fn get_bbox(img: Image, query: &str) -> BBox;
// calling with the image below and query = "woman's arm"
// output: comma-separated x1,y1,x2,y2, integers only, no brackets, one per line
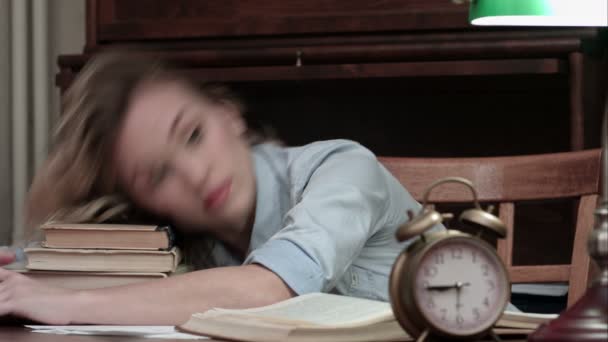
0,264,294,325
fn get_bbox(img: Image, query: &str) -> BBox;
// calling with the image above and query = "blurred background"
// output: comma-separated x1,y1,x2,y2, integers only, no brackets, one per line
0,0,84,245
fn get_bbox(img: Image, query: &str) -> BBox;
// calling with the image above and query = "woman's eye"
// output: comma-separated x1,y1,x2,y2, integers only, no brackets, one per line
186,126,203,146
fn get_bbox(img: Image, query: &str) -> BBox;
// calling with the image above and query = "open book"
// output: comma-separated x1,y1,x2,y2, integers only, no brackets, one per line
177,293,557,342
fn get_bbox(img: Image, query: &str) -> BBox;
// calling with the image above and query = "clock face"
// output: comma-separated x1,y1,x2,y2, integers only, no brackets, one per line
413,238,508,337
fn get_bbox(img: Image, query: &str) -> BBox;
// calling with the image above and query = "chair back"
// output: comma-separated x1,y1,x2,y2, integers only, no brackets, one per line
379,149,601,307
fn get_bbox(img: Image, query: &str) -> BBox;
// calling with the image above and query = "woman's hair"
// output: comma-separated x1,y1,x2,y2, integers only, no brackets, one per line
25,50,254,269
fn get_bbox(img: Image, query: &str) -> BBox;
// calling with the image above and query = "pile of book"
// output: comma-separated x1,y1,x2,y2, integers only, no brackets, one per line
20,222,181,290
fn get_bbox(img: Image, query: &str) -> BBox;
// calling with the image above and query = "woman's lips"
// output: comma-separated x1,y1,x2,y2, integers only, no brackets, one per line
204,179,232,211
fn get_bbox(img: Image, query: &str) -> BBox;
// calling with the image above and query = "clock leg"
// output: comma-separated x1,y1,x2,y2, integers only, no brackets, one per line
488,329,503,342
415,329,430,342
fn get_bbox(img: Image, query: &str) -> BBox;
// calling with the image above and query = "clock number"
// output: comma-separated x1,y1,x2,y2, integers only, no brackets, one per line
451,247,463,260
426,297,436,310
483,297,490,307
481,263,489,276
456,314,464,327
487,279,495,291
424,266,438,278
471,251,478,263
440,308,447,321
472,307,481,321
434,253,445,265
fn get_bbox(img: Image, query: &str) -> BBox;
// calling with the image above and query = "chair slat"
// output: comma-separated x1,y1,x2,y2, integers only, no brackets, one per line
567,194,598,306
508,265,570,283
497,202,515,266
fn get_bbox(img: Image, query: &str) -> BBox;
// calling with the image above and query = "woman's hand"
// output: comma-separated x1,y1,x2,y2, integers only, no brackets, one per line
0,268,77,324
0,249,16,266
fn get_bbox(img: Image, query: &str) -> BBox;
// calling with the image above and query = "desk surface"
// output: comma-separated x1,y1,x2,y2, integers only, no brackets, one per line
0,326,529,342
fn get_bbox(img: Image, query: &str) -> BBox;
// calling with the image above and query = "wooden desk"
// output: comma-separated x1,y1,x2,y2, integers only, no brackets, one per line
0,326,529,342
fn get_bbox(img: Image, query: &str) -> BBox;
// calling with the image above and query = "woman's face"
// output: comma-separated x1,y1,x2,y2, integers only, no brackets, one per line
112,80,256,235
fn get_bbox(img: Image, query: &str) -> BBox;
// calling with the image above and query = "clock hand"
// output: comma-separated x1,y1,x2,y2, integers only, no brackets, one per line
455,281,471,289
425,284,458,291
455,282,470,310
425,282,471,291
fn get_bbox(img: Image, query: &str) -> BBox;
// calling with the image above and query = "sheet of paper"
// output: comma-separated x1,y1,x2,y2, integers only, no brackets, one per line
26,325,208,339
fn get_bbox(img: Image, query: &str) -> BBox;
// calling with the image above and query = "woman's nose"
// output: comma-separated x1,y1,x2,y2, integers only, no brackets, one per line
174,155,208,192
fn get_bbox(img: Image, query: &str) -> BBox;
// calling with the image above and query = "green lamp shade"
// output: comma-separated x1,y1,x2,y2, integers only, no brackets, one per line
470,0,608,27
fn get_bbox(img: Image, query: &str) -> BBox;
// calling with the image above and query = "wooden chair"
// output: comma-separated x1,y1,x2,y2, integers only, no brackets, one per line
379,149,602,307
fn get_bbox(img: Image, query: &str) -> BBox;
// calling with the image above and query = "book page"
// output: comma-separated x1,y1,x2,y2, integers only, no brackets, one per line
209,293,393,327
41,223,159,231
499,311,558,325
495,310,557,330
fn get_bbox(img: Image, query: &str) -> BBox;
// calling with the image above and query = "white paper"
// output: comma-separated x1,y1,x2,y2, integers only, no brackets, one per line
26,325,208,339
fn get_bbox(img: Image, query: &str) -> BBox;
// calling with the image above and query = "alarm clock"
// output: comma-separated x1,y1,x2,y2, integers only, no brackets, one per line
389,177,510,341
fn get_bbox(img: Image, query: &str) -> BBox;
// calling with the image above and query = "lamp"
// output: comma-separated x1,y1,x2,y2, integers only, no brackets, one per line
469,0,607,27
464,1,608,341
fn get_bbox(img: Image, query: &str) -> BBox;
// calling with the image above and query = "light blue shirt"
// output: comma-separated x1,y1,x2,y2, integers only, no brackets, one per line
212,139,424,301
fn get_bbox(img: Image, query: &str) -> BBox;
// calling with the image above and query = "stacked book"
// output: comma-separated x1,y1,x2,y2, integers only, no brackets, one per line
21,222,181,290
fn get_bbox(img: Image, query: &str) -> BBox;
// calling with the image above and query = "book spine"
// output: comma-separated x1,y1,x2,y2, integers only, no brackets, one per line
156,225,176,250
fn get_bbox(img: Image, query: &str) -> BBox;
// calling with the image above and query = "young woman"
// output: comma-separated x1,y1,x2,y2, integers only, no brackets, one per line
0,51,426,325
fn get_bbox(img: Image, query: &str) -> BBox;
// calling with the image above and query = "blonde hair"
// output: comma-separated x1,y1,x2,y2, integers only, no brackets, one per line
25,50,251,268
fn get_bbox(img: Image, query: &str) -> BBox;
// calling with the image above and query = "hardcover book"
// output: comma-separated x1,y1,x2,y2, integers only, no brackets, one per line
40,222,174,250
16,270,168,290
24,246,181,273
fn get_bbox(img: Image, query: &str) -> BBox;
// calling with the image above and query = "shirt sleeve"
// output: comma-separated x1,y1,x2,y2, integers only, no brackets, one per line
244,144,391,295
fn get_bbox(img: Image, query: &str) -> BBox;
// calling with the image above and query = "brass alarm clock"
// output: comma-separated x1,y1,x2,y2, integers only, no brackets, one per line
389,177,510,341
